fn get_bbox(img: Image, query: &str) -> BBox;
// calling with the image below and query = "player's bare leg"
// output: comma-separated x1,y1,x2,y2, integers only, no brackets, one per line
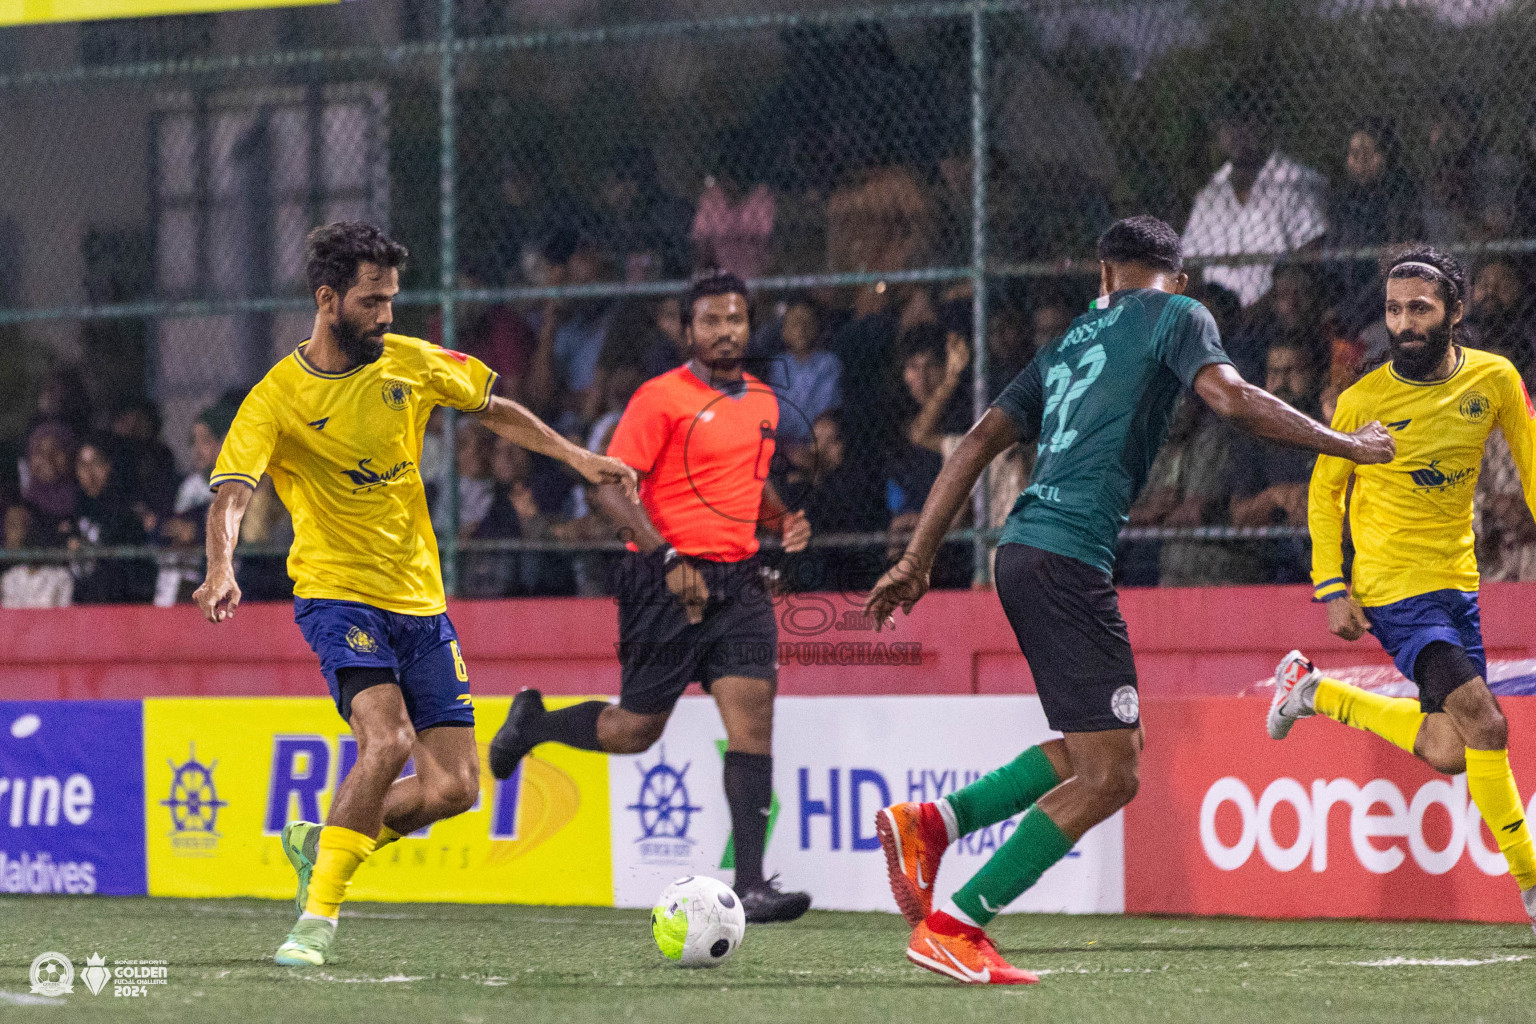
376,724,480,838
710,674,809,922
1033,727,1142,838
277,681,411,966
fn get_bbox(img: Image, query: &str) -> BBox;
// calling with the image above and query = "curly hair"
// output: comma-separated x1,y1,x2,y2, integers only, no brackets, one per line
681,269,752,330
1380,243,1467,317
1096,215,1182,273
304,222,408,298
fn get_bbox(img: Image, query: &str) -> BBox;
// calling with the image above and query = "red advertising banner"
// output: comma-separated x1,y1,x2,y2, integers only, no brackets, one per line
1129,696,1536,923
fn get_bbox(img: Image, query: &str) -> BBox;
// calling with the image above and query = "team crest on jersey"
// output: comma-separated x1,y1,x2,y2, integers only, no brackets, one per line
345,627,378,654
1460,391,1491,422
381,378,412,411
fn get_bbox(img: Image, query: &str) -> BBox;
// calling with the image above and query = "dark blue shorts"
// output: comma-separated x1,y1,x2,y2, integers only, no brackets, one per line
294,598,474,731
1363,589,1486,710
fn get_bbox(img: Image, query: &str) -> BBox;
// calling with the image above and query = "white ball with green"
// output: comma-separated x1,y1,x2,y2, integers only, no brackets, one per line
651,875,746,967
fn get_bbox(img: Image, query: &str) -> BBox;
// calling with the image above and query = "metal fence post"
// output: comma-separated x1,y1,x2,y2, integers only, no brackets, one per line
439,0,461,597
969,1,990,586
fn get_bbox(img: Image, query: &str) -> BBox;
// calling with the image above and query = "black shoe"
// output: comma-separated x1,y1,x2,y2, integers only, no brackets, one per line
489,689,545,780
739,876,812,923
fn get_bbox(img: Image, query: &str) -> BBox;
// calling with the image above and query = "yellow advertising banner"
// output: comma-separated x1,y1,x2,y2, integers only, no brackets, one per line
0,0,336,27
143,697,612,906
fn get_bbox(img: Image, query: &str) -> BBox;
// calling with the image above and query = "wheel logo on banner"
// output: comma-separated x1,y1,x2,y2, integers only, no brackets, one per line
161,745,228,837
627,748,703,845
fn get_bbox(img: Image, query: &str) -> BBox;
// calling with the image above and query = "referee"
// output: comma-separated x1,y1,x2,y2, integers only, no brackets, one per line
490,271,813,922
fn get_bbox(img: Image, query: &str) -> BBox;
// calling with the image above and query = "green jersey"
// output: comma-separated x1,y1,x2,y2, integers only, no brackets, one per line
992,289,1229,573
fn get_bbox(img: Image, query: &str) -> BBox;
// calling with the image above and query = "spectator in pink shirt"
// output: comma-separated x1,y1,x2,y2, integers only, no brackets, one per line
692,159,775,281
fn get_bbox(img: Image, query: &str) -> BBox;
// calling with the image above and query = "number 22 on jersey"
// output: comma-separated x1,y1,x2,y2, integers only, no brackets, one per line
1041,343,1106,453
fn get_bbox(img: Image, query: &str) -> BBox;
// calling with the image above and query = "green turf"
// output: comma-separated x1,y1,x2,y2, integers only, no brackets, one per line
0,897,1532,1023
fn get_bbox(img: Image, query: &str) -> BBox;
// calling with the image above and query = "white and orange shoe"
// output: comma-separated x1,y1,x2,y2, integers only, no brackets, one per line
875,802,951,926
1267,649,1322,740
906,911,1039,985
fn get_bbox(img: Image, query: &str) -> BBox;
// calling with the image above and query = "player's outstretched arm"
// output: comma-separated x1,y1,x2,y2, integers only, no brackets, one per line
865,408,1021,629
474,395,638,502
1193,363,1396,464
193,481,253,623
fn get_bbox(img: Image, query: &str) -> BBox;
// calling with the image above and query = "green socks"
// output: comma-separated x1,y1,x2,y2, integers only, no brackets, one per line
947,806,1075,926
943,745,1062,836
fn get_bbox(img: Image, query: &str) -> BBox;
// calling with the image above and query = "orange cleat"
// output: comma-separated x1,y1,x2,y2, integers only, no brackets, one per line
875,802,951,926
906,912,1039,986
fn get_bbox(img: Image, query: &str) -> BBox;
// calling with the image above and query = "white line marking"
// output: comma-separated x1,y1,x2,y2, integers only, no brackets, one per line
1347,955,1532,968
0,991,65,1006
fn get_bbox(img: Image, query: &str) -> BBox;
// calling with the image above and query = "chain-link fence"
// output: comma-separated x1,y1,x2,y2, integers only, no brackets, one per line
5,0,1536,607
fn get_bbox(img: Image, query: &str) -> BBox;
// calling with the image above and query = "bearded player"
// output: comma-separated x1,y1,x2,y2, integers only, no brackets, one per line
1267,246,1536,934
863,216,1396,984
193,222,637,966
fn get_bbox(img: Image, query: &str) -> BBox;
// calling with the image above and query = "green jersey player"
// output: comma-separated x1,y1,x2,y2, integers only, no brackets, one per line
864,216,1397,984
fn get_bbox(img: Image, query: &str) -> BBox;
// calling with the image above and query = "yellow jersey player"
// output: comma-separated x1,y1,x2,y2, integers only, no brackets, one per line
1268,245,1536,933
192,222,637,966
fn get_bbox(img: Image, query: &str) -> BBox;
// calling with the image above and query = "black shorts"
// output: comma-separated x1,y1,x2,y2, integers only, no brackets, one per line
614,551,779,716
995,542,1139,733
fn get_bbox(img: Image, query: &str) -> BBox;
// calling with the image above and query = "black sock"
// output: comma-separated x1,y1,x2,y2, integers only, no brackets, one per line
527,700,607,751
724,751,773,891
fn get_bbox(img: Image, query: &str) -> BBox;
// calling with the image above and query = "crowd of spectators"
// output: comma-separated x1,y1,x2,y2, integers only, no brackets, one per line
13,83,1536,604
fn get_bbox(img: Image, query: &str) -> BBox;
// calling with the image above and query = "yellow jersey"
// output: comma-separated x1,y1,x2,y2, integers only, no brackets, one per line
211,333,497,615
1310,346,1536,607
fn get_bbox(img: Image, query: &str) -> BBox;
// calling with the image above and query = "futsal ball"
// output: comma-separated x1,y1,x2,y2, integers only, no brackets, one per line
651,875,746,967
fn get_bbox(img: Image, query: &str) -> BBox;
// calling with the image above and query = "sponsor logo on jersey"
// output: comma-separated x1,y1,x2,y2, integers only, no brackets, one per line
1459,390,1491,422
381,378,412,411
1407,459,1475,493
339,456,416,494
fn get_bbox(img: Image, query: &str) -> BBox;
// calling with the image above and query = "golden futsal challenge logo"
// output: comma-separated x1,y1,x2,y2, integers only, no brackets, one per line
381,378,412,411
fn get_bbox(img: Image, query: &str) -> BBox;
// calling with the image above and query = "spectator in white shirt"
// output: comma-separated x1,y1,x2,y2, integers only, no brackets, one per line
1182,98,1327,307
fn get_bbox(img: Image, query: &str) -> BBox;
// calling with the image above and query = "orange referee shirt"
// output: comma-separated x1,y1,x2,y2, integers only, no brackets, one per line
606,364,778,562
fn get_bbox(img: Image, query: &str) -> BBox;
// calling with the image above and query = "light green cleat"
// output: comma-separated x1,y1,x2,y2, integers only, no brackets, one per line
280,821,322,914
274,916,335,966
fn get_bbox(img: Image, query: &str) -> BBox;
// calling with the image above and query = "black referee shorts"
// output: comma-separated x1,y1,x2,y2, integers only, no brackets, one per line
613,551,779,716
995,542,1140,733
